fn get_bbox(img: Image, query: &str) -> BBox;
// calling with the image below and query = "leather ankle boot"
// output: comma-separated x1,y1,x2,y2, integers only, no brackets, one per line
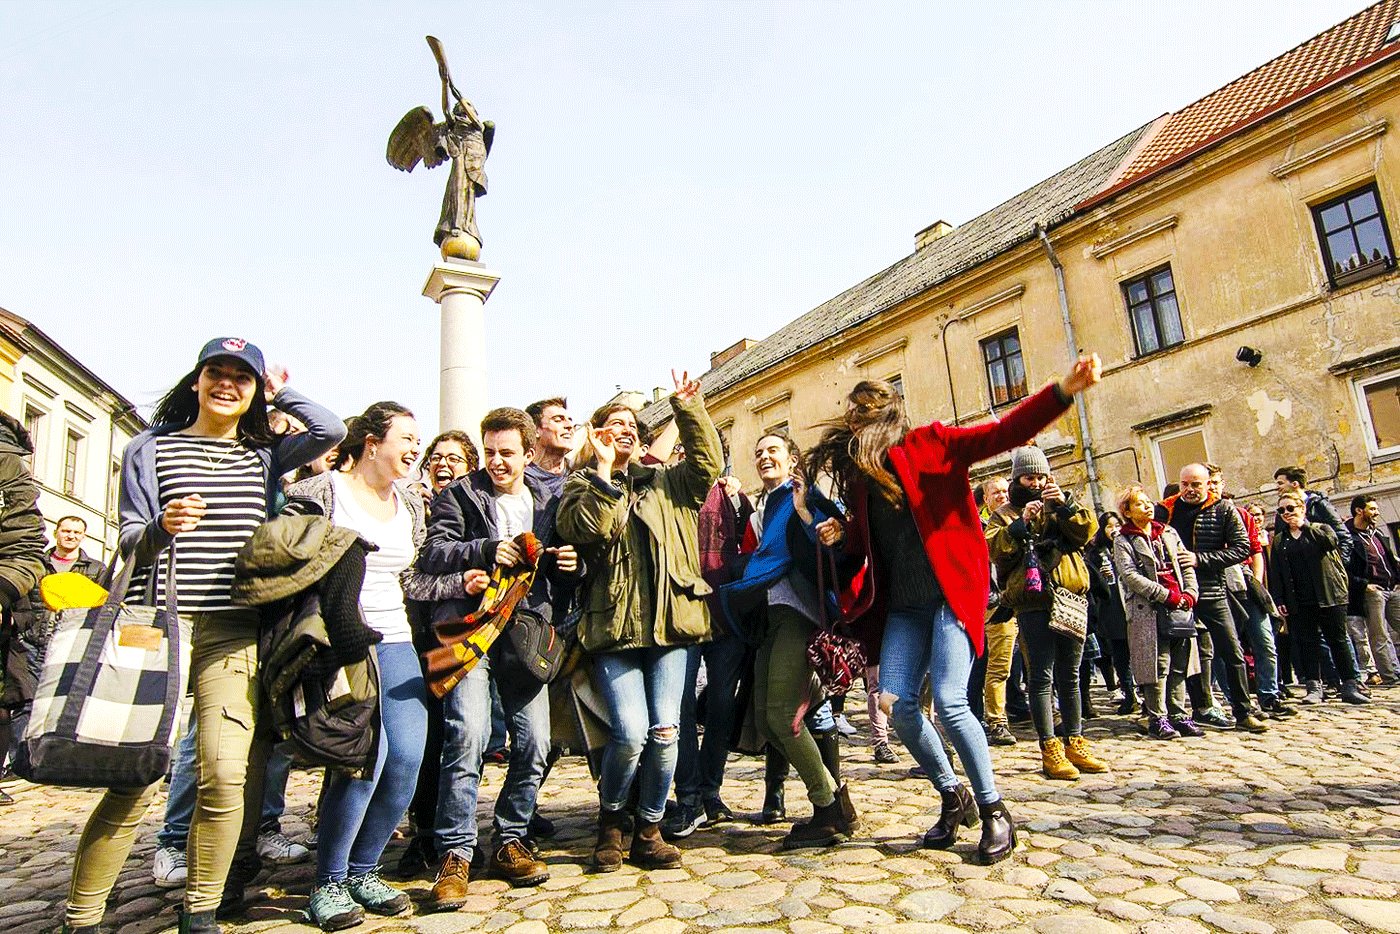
781,797,848,850
834,783,860,834
592,808,628,872
1064,735,1109,773
922,783,979,849
1039,737,1080,780
976,799,1017,865
178,909,220,934
1340,679,1371,705
628,819,682,869
757,748,787,824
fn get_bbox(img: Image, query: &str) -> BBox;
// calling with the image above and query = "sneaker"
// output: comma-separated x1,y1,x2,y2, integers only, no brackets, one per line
702,797,735,826
834,715,859,738
1195,707,1234,729
154,845,188,888
873,741,900,763
1260,696,1298,718
345,869,411,916
1170,716,1206,738
1147,717,1179,740
984,722,1017,746
484,748,508,765
306,881,365,931
491,838,549,887
257,830,310,865
661,801,705,840
1234,710,1270,733
909,764,928,779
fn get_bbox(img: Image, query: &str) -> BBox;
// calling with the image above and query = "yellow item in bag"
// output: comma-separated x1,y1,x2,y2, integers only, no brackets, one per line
40,572,109,611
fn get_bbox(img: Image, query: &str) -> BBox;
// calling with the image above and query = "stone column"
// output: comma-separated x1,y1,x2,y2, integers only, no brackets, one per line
422,259,501,442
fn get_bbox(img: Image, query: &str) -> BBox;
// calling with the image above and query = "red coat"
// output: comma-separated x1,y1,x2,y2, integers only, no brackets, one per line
844,383,1071,657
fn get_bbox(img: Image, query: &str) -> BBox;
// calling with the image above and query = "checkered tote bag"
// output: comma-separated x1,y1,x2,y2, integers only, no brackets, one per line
22,549,191,788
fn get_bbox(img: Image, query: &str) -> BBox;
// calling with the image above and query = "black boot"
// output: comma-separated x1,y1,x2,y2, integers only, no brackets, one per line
178,909,221,934
755,748,787,824
216,852,262,918
976,799,1017,865
781,797,848,850
922,783,979,849
814,730,859,831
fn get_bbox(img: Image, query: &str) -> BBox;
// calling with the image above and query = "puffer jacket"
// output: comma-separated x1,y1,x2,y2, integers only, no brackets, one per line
1155,495,1249,600
556,392,723,653
986,492,1096,614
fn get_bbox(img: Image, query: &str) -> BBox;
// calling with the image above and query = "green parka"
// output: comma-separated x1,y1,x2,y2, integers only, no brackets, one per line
556,393,722,653
986,493,1097,613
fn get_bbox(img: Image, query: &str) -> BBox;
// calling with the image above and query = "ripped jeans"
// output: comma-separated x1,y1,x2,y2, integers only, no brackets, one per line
594,646,689,822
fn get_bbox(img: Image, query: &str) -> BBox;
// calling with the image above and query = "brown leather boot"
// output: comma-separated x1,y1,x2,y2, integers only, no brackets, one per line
922,782,979,849
628,818,682,869
592,808,628,872
491,838,549,887
429,851,472,911
834,783,861,835
781,797,848,850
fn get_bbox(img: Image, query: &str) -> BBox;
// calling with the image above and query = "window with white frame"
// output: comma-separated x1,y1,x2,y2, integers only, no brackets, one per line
1355,369,1400,458
63,429,84,497
1151,426,1209,493
22,404,44,475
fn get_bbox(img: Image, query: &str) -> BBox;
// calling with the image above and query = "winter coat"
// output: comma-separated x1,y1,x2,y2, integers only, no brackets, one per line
8,549,107,703
0,413,48,716
1113,522,1198,686
1268,524,1350,610
1155,495,1249,600
1274,490,1352,566
1087,541,1128,642
986,492,1097,614
555,392,723,653
840,382,1072,658
1344,517,1398,615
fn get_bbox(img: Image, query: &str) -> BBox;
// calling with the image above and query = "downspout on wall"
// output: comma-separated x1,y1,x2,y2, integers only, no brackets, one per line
1036,224,1104,512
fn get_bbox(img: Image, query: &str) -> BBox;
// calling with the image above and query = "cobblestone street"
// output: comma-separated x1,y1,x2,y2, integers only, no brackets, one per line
3,689,1400,934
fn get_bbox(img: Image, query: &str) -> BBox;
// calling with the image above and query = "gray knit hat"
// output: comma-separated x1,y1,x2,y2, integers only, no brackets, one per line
1010,445,1051,480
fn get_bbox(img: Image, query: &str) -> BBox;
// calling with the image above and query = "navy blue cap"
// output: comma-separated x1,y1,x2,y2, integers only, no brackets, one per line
196,337,265,379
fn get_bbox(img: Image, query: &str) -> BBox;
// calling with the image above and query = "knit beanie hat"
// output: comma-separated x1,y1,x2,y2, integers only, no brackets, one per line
1010,445,1051,481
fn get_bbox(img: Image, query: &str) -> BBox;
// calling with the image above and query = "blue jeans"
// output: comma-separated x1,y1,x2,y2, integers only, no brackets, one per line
317,642,427,883
674,633,747,807
157,715,295,849
594,646,689,823
436,649,550,857
880,601,999,806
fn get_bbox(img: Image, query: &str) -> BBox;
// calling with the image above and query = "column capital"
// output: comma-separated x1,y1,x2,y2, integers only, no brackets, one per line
422,260,503,304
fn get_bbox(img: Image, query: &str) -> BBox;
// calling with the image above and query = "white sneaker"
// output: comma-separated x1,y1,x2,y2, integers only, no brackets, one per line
153,845,187,888
834,715,859,737
257,830,310,865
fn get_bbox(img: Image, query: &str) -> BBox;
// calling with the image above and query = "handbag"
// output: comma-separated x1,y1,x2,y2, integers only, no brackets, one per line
506,608,570,684
20,548,191,788
1156,603,1196,640
807,545,866,697
1047,582,1089,641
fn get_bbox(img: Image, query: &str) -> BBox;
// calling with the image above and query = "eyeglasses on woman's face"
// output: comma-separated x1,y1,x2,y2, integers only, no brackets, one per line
427,452,469,467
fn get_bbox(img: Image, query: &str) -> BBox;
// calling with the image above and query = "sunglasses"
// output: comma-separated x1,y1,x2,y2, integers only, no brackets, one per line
1278,505,1301,514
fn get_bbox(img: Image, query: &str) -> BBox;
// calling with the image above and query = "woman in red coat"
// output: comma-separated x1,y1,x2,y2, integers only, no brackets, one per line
807,354,1101,865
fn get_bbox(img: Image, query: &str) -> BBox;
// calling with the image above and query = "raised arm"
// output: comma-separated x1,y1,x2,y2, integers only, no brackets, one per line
664,371,723,508
268,384,347,475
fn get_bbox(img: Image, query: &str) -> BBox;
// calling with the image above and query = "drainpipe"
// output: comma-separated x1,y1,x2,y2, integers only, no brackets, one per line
1036,224,1104,512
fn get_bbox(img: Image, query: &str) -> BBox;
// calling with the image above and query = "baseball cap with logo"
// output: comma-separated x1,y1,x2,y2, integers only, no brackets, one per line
196,337,265,380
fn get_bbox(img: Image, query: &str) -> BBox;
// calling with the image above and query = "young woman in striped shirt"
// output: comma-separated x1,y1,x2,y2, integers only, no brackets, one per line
63,338,344,934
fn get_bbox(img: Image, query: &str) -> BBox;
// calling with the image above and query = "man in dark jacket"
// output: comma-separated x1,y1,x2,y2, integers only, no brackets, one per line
1156,463,1268,733
417,407,580,906
1345,494,1400,686
0,413,52,798
1274,466,1352,565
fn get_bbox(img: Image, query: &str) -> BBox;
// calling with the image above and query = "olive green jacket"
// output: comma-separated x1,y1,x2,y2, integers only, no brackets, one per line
986,494,1097,613
556,393,723,653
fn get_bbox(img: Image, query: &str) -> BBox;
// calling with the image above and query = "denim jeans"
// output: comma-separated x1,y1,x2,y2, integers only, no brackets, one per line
594,645,689,823
158,714,295,849
317,642,427,883
1018,609,1085,741
436,649,550,857
1195,595,1255,715
880,601,999,806
1237,591,1279,701
674,632,747,808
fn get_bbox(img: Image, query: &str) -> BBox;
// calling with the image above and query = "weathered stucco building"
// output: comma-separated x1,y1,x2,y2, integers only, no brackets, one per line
641,1,1400,527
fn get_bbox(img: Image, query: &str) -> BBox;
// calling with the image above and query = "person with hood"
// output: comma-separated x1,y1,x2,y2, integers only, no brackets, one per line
804,353,1103,866
416,407,580,907
1112,486,1201,739
62,338,343,934
555,370,722,873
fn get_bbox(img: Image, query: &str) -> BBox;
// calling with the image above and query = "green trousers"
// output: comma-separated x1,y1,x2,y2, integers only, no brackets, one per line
67,609,271,924
752,605,836,808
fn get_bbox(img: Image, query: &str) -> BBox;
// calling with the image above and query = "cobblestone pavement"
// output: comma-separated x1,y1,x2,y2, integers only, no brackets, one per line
3,687,1400,934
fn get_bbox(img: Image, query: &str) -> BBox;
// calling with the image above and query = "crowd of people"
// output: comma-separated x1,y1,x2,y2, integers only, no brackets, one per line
0,336,1396,934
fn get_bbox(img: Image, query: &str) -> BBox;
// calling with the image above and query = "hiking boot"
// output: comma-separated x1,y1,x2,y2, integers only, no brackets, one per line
1065,735,1109,773
873,741,900,763
1340,679,1372,705
345,869,410,916
1147,716,1179,740
1196,707,1234,729
1170,716,1206,738
177,909,220,934
257,830,310,866
154,845,188,888
985,721,1017,746
781,798,848,850
1039,737,1079,781
1365,672,1384,687
491,839,549,887
921,783,978,849
1234,710,1270,733
429,851,472,911
306,882,364,931
591,808,628,872
702,797,734,826
976,799,1017,865
628,819,682,869
661,801,704,840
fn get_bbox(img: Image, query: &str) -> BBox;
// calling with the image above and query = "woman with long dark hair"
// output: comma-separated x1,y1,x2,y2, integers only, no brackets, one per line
64,338,343,934
806,354,1101,865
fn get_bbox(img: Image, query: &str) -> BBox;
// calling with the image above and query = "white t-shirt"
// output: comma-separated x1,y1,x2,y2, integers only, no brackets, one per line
494,487,534,539
331,472,414,643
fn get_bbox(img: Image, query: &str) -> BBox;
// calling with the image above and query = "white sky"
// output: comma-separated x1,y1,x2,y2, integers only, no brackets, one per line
0,0,1369,434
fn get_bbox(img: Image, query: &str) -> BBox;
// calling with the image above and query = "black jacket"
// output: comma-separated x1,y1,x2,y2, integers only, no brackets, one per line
0,414,50,717
1345,517,1399,614
1155,497,1249,600
1269,523,1350,610
1274,490,1352,566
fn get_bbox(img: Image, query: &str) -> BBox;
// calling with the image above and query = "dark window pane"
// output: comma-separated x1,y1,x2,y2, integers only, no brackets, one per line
1158,294,1184,345
1328,230,1361,269
1007,352,1027,400
1320,202,1351,232
1135,305,1160,354
1004,333,1020,354
1354,218,1391,262
1127,280,1149,305
983,340,1002,363
1150,269,1175,297
1348,189,1379,220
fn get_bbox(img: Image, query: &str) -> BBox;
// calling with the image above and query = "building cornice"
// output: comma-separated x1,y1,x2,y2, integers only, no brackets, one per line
1089,215,1180,259
853,337,908,367
1270,119,1389,178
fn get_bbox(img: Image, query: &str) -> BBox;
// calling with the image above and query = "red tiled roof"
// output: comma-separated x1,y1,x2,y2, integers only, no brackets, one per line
1084,0,1400,208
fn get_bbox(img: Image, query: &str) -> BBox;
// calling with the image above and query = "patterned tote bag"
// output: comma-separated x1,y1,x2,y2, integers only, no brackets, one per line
22,548,191,788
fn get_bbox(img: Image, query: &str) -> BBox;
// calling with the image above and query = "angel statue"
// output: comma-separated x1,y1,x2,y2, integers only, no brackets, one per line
387,36,495,261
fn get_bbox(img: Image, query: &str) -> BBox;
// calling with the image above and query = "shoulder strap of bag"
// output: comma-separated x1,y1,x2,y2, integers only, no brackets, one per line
815,543,840,633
